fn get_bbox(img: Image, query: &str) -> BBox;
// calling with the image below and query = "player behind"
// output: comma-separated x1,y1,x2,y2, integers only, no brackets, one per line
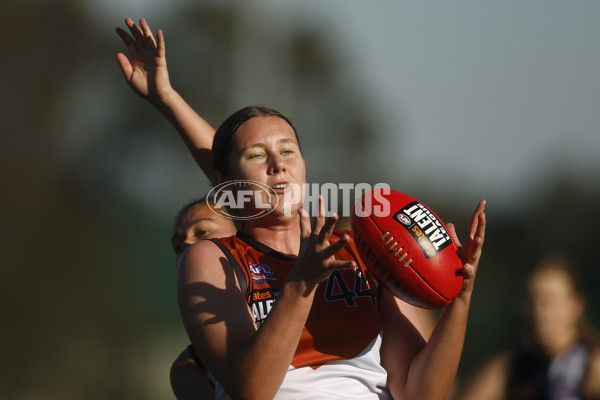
457,254,600,400
169,195,237,400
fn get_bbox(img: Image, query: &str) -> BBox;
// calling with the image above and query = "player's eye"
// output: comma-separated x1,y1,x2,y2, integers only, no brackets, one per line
196,230,209,239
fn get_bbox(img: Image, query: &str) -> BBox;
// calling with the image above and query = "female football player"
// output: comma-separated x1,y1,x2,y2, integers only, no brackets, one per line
116,18,486,400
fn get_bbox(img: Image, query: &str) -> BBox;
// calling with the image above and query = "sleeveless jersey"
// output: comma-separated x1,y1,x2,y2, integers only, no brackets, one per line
210,231,390,399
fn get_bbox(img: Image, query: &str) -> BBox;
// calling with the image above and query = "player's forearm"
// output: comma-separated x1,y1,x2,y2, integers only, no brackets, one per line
224,280,316,400
151,89,216,178
404,295,471,400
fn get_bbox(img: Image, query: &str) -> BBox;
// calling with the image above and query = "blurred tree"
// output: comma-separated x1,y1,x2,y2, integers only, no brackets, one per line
0,0,146,399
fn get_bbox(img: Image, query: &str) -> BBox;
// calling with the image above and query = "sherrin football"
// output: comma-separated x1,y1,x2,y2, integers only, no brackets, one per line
351,188,463,309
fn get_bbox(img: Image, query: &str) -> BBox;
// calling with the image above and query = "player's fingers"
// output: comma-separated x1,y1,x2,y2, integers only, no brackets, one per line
318,213,338,244
327,259,357,271
475,211,487,242
116,26,134,44
299,208,312,241
313,195,326,233
446,223,462,248
125,17,145,45
467,214,486,263
157,29,166,58
139,18,157,49
116,53,133,80
319,233,350,260
468,199,486,238
116,27,139,56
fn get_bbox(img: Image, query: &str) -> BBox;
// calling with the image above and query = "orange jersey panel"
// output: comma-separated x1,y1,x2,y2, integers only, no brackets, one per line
214,231,382,369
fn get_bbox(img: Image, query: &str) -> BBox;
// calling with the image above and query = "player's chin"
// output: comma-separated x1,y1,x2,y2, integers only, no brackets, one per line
273,201,303,218
260,208,300,223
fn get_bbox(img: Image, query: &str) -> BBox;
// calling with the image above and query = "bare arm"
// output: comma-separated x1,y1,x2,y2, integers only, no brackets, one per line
382,200,487,400
116,18,215,177
177,205,356,399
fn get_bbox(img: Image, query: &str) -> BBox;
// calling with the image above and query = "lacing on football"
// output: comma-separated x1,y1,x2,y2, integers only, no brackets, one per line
380,231,413,268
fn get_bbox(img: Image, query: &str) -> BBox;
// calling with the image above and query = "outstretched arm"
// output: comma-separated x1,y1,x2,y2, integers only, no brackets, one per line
116,18,215,177
381,200,487,400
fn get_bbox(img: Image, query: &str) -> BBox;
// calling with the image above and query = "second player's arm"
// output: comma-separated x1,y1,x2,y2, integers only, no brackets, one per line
116,18,216,177
152,89,215,176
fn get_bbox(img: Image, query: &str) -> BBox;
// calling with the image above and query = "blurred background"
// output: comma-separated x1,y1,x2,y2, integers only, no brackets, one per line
2,0,599,398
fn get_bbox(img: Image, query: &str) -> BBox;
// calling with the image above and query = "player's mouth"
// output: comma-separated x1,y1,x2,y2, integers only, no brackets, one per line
271,182,291,194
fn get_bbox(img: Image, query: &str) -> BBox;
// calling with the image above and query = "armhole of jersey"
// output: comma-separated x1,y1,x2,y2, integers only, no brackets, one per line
208,238,249,298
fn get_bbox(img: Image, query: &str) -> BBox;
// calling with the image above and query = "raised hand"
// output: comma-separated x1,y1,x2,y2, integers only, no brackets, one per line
446,199,486,299
289,196,356,295
116,18,174,104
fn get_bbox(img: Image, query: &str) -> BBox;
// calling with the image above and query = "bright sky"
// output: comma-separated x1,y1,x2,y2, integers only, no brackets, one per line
89,0,600,214
294,0,600,211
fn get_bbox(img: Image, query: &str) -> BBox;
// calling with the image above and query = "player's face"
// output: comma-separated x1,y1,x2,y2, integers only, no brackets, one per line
527,268,584,342
226,116,306,218
171,203,236,256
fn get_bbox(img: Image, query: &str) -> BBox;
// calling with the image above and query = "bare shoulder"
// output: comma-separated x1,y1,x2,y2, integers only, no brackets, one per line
177,239,240,291
176,239,256,387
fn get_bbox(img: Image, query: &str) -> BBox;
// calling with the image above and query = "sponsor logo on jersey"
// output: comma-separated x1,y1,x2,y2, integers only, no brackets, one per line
393,201,451,258
249,262,278,285
250,288,279,326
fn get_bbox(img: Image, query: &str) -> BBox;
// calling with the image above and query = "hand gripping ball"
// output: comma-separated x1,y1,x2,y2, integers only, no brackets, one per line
351,188,463,308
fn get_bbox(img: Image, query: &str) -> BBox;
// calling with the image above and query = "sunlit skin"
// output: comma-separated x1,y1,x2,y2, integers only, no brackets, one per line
212,116,308,257
170,202,236,400
527,267,585,356
178,113,486,400
226,116,305,217
171,202,236,256
116,18,487,400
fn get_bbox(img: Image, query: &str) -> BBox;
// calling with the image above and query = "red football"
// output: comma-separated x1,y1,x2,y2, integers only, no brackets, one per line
351,188,463,308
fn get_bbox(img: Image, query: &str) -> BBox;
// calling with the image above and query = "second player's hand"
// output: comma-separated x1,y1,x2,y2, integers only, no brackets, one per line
116,18,175,105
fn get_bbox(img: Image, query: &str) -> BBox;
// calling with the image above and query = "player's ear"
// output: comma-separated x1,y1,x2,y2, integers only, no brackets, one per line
210,170,223,186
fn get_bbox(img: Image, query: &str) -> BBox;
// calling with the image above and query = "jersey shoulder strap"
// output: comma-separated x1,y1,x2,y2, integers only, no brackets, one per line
208,238,249,298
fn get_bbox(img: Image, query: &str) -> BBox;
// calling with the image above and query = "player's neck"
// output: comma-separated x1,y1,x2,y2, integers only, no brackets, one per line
245,216,301,257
